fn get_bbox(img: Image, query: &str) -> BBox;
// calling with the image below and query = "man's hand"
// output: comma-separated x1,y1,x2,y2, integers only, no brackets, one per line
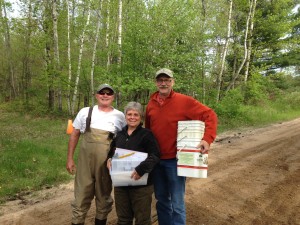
66,159,76,175
196,140,210,154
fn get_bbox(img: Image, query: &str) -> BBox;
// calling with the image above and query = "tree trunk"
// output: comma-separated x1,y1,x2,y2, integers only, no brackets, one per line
2,1,17,100
115,0,123,107
66,0,72,115
42,0,55,110
106,0,111,69
52,0,62,111
201,57,206,104
225,0,253,93
90,0,103,105
117,0,122,66
71,1,91,115
200,0,207,104
216,0,232,102
244,0,257,83
23,0,33,106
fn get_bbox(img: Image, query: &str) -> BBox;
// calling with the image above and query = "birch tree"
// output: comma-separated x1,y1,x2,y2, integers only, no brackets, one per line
106,0,111,69
114,0,122,107
52,0,62,110
244,0,257,83
71,1,91,115
216,0,232,102
117,0,122,66
90,0,103,105
225,0,253,93
66,0,72,114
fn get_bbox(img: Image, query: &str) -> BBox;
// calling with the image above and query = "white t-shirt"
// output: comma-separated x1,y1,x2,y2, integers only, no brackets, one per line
73,105,126,133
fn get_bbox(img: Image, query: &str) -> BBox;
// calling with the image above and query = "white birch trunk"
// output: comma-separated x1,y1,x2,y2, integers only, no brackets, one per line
66,0,72,114
52,0,62,110
244,0,257,83
226,0,253,93
216,0,232,102
71,2,91,115
106,0,111,69
117,0,122,66
90,0,103,105
114,0,123,107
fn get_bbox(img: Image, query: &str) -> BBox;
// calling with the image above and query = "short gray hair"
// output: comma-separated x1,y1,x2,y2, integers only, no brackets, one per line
124,102,143,117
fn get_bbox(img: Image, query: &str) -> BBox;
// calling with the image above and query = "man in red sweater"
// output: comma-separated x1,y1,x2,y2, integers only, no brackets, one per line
145,68,217,225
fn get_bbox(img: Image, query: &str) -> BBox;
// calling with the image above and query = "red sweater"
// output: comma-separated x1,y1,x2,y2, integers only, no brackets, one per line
145,90,218,159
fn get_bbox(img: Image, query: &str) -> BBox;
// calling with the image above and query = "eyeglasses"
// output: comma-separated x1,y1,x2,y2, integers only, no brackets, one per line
98,91,114,96
156,79,172,84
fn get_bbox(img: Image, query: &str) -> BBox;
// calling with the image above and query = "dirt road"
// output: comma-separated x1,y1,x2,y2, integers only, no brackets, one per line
1,118,300,225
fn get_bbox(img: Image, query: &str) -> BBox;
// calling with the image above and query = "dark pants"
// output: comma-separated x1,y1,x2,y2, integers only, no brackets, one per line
114,185,153,225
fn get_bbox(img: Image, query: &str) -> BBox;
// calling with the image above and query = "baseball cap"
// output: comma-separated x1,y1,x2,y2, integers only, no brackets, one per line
97,84,115,93
155,68,174,78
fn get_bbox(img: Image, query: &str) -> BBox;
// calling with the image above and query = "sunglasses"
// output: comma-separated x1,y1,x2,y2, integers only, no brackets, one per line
98,90,114,96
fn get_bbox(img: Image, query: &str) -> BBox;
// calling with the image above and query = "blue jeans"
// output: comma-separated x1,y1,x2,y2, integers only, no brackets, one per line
153,158,186,225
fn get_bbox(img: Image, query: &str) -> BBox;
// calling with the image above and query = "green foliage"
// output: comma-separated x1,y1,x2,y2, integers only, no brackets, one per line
268,73,296,90
216,90,300,132
253,0,299,71
214,88,244,122
1,0,300,118
273,91,300,110
243,72,269,105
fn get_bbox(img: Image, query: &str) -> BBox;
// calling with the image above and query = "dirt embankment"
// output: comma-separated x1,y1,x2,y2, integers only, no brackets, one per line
1,118,300,225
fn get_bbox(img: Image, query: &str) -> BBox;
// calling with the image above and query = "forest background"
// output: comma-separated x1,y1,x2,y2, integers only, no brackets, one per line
0,0,300,118
0,0,300,202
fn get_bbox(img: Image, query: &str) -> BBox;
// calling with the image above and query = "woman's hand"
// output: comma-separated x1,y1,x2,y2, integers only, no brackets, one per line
107,158,112,170
131,170,141,180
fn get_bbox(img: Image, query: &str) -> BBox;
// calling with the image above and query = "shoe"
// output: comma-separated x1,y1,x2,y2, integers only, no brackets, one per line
95,218,107,225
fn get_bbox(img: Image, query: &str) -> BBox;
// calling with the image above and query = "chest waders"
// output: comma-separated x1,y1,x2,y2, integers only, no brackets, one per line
71,106,113,224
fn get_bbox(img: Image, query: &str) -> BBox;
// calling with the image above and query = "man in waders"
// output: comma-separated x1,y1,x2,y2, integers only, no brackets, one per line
66,84,126,225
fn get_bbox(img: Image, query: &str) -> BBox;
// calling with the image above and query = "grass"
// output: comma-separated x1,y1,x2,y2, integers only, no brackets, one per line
216,102,300,133
0,110,76,203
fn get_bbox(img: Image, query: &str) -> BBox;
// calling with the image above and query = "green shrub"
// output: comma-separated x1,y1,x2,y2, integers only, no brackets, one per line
215,89,244,119
243,73,269,105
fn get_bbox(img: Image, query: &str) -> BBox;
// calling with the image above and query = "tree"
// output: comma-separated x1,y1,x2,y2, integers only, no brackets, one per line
90,0,103,105
1,0,16,100
52,0,61,111
71,0,91,115
225,0,255,93
216,0,233,102
1,0,299,114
